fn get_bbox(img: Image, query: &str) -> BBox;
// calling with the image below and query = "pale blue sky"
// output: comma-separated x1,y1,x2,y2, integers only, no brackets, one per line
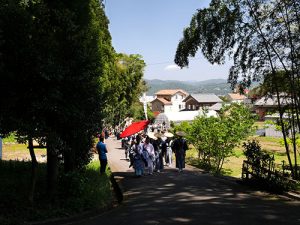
105,0,232,81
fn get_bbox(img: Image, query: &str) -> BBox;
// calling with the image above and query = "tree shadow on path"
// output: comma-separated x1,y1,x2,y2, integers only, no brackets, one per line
79,167,300,225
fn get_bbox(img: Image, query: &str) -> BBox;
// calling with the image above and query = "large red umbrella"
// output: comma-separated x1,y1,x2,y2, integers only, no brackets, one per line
120,120,150,138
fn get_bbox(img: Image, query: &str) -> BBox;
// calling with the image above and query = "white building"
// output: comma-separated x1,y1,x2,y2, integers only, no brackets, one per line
151,89,188,113
165,109,218,123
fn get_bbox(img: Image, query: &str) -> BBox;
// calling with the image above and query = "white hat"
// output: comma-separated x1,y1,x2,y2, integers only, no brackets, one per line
164,132,174,138
147,132,157,140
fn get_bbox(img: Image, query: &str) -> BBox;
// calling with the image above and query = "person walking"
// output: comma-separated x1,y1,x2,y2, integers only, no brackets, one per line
131,135,144,177
172,131,188,172
96,136,108,175
163,132,174,167
104,128,109,140
165,138,173,167
143,136,155,175
154,135,164,172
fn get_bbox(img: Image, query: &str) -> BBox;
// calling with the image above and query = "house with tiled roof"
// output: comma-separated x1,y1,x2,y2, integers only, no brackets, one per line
226,93,247,103
155,89,188,97
183,93,223,111
151,89,188,113
254,94,291,120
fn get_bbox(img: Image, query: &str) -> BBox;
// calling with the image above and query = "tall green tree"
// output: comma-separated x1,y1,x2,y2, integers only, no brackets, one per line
0,0,116,197
175,0,300,179
189,104,254,173
103,53,146,126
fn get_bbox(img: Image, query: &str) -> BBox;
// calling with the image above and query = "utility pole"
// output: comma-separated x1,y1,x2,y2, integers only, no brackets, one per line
142,92,148,120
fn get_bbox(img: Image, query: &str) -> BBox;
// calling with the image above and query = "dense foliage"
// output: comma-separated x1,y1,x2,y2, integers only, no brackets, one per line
103,53,147,126
0,0,112,169
0,0,146,205
188,104,254,173
175,0,300,179
242,140,297,193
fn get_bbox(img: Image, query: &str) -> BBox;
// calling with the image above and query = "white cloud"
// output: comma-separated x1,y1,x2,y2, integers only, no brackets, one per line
164,64,180,71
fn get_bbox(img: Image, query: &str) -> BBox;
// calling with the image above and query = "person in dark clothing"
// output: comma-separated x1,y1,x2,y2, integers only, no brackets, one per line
96,137,108,174
161,139,167,164
153,136,164,172
172,131,188,172
104,128,109,139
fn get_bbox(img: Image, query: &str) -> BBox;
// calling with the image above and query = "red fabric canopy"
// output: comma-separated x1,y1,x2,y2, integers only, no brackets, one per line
120,120,150,138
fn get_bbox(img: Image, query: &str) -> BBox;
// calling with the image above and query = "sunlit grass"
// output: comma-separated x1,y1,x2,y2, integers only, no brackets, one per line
253,121,265,129
186,135,294,178
3,143,28,151
2,143,46,162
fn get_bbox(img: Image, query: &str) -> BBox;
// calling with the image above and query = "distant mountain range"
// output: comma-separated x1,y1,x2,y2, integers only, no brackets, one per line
145,79,233,96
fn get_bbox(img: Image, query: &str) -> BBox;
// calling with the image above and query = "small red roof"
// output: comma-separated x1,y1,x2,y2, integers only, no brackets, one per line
153,111,160,117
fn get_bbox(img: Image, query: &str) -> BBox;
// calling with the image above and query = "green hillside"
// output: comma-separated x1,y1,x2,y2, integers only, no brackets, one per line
145,79,232,96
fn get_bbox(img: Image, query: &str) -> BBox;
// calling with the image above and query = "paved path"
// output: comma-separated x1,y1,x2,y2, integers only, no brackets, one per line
77,137,300,225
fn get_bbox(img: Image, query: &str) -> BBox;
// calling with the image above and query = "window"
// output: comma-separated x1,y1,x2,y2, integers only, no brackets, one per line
179,105,181,110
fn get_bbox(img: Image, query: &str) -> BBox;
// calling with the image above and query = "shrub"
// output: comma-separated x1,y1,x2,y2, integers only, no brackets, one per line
242,140,297,193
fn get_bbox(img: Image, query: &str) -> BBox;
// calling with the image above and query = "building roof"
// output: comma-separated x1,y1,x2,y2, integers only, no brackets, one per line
209,102,223,111
227,93,246,100
151,97,172,105
183,93,223,103
155,89,188,96
254,95,291,107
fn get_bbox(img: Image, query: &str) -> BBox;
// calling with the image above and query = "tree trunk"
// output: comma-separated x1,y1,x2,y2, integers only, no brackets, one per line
64,148,75,173
219,157,225,174
275,90,295,178
28,138,38,204
47,139,58,199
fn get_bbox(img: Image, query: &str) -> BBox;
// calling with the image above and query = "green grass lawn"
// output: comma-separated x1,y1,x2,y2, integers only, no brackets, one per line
186,135,297,178
0,160,113,225
253,121,266,129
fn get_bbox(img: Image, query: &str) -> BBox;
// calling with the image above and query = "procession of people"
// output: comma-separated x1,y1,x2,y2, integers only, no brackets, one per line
96,120,189,177
122,129,189,177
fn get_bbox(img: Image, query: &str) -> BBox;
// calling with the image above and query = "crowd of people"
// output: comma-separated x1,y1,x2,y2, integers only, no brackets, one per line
95,124,189,177
123,131,188,177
